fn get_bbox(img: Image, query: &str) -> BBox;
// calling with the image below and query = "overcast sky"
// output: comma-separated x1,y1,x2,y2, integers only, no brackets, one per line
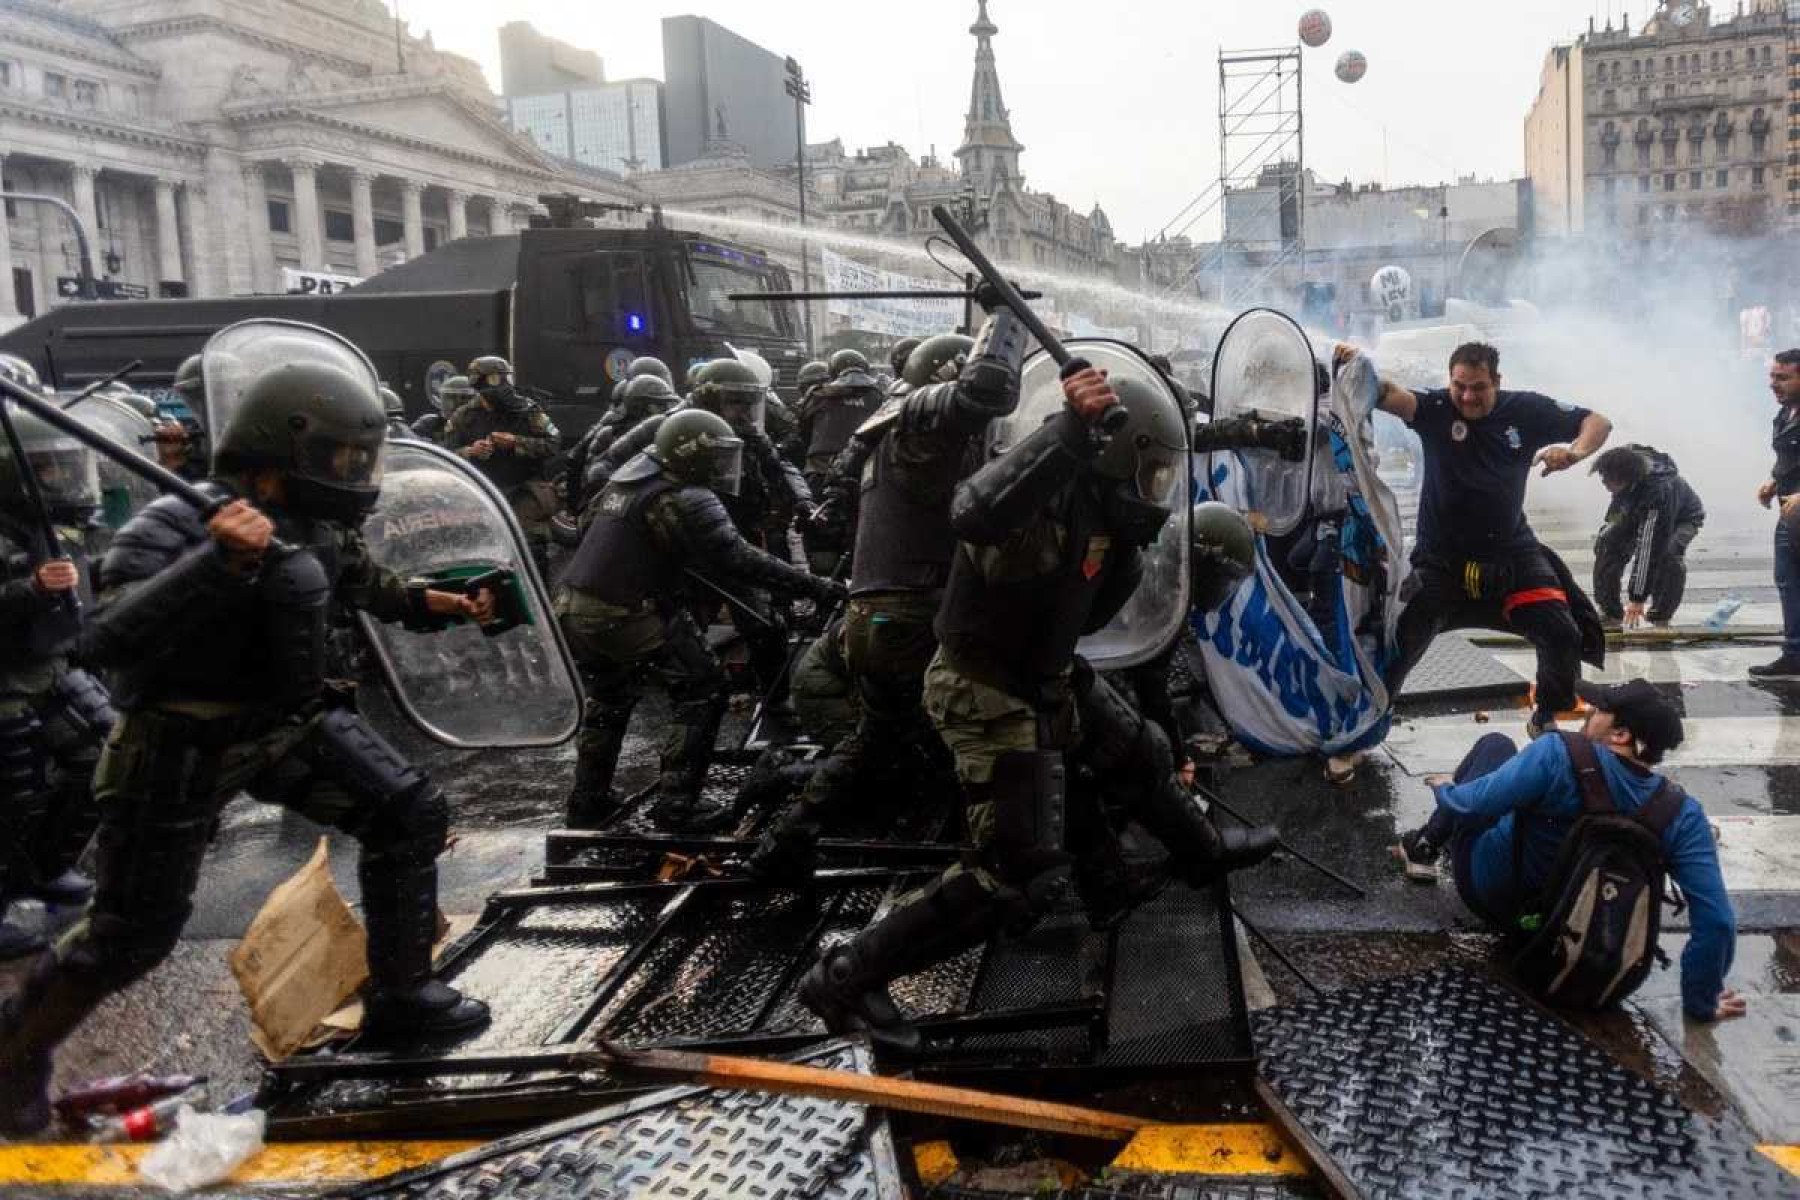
395,0,1649,243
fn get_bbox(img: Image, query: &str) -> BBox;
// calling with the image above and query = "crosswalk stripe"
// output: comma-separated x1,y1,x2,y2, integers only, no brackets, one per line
1384,714,1800,771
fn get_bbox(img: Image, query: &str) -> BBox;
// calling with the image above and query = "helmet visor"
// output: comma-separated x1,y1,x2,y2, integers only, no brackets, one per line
1136,447,1181,506
27,439,100,514
299,432,385,490
476,370,511,391
712,388,765,434
705,441,744,497
202,320,379,442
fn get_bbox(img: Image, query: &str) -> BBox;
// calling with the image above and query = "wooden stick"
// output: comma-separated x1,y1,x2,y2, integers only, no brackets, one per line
597,1042,1150,1141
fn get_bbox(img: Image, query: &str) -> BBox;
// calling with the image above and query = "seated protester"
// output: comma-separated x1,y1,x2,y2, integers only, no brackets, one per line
1590,445,1705,629
1394,680,1743,1022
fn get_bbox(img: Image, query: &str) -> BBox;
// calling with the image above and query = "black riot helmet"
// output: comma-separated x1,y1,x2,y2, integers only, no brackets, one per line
172,354,205,407
903,334,975,389
888,337,922,379
468,354,526,413
796,360,830,395
379,385,404,419
827,348,869,380
0,354,41,393
212,359,387,524
0,401,100,524
653,408,744,496
626,356,674,386
622,374,679,420
688,358,765,434
1190,501,1256,611
1092,376,1188,547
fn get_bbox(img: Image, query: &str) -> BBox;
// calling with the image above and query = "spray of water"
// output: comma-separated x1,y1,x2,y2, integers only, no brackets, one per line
658,206,1239,346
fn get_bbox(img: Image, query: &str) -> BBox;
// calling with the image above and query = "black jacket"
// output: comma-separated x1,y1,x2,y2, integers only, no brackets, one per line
1600,446,1706,604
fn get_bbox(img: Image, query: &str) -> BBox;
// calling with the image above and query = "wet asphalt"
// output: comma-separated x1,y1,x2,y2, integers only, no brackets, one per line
1,491,1797,1193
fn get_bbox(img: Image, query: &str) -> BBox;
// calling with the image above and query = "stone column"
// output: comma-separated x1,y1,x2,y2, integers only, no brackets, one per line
400,180,425,259
180,182,215,297
153,178,183,287
69,164,99,247
242,163,275,294
203,145,251,296
349,169,378,278
0,155,16,318
289,158,324,272
447,189,469,241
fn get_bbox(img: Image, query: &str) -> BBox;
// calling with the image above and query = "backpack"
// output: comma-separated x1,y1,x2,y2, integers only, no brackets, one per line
1508,732,1686,1010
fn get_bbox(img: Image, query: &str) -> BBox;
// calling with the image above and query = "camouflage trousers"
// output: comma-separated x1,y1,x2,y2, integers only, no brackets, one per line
789,620,858,750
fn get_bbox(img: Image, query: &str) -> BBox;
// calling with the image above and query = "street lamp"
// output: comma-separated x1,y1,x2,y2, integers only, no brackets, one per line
783,56,815,353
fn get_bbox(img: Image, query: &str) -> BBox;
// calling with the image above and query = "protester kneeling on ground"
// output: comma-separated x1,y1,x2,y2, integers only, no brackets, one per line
1393,679,1743,1022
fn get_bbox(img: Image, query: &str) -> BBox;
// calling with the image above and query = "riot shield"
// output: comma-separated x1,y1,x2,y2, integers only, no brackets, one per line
1208,308,1317,537
201,319,381,447
66,394,159,528
356,440,582,748
1005,339,1192,670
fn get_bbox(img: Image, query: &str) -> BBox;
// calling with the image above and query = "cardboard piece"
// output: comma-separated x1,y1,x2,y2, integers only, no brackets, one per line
228,839,368,1061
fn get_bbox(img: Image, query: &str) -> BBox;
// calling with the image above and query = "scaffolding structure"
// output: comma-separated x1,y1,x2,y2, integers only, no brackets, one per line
1152,46,1307,307
1788,2,1799,223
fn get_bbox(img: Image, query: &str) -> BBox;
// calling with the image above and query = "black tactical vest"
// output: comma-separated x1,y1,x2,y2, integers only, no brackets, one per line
456,405,544,492
806,390,882,475
849,429,976,597
561,474,679,604
935,484,1117,699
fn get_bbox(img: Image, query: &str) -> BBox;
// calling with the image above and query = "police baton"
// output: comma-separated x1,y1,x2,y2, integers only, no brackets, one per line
59,360,143,411
929,205,1128,434
0,391,81,641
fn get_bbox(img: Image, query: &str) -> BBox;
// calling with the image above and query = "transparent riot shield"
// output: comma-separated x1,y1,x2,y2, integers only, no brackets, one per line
201,319,380,443
1003,339,1192,670
356,440,582,748
1208,308,1317,537
65,394,160,528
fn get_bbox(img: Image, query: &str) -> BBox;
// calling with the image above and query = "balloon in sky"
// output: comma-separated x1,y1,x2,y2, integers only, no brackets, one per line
1335,49,1368,84
1298,9,1332,48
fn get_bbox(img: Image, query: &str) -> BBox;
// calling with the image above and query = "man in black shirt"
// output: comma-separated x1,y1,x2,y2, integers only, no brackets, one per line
1359,341,1613,737
1752,349,1800,677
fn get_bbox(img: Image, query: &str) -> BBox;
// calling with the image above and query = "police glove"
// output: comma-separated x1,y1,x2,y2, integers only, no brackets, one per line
807,576,849,609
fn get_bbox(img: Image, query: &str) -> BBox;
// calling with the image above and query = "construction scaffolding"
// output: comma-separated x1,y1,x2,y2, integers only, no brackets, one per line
1788,2,1799,223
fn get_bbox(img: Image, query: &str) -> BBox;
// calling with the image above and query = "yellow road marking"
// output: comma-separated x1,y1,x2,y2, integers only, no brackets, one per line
1110,1123,1307,1177
1760,1146,1800,1178
0,1140,480,1187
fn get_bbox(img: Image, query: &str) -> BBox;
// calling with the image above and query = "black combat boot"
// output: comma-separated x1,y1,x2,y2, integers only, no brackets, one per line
1136,778,1278,886
0,951,114,1135
647,697,733,833
359,862,489,1038
564,734,625,830
800,873,1003,1057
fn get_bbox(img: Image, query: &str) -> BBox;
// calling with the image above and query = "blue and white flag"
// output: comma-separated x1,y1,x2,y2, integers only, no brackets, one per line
1191,352,1411,756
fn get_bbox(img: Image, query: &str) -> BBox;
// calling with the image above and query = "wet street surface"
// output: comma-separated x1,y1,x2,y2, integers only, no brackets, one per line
2,496,1798,1195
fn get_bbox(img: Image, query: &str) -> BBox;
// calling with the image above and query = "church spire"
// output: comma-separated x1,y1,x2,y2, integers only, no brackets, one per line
955,0,1024,191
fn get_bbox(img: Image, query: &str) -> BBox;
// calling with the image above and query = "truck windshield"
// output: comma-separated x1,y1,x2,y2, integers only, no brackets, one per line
686,255,793,340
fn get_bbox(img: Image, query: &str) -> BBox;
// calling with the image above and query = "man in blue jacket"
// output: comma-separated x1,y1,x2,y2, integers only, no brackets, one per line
1395,679,1744,1022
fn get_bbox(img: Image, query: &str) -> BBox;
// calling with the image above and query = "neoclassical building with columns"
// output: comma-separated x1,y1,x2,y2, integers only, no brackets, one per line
0,0,640,325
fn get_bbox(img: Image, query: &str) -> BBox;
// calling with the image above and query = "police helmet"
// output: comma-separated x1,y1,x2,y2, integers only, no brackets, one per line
468,354,525,413
796,360,830,392
888,338,923,379
1190,501,1256,611
626,356,674,386
172,354,204,405
1092,376,1188,546
688,358,765,434
212,360,387,524
827,349,870,379
0,401,100,523
653,408,744,496
0,354,41,393
903,334,975,389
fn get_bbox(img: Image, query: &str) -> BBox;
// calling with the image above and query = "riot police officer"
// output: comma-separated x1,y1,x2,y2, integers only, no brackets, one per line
887,338,922,391
565,357,675,515
789,351,885,574
0,342,497,1134
594,359,815,718
413,374,475,443
568,375,679,525
558,409,845,831
444,355,560,573
748,319,1023,883
0,404,113,960
797,363,1277,1054
381,386,418,441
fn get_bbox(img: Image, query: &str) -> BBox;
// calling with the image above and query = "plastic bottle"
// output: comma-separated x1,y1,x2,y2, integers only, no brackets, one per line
1704,592,1746,632
88,1093,197,1143
54,1074,205,1122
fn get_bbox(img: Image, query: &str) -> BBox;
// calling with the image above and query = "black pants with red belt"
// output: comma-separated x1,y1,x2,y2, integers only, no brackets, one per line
1389,545,1582,716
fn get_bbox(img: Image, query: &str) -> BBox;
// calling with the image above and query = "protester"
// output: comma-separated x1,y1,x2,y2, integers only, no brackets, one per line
1356,340,1613,738
1752,349,1800,677
1590,444,1705,629
1393,679,1742,1022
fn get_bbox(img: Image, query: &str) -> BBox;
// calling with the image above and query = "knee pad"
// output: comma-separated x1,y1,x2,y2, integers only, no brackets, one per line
356,780,450,865
300,709,429,810
0,710,48,796
45,670,117,745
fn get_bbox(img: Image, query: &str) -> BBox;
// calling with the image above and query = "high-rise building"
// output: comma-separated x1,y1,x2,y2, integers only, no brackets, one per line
498,20,603,97
1525,0,1792,238
507,80,666,174
661,16,797,170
